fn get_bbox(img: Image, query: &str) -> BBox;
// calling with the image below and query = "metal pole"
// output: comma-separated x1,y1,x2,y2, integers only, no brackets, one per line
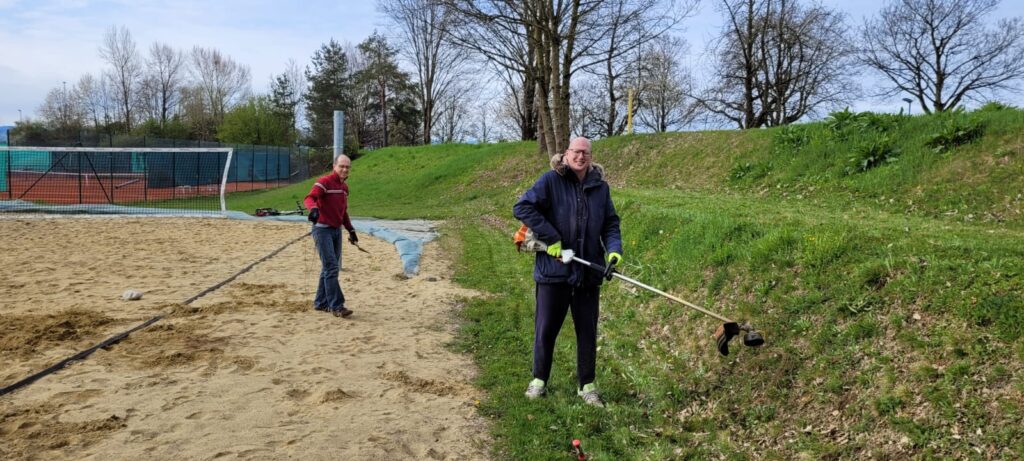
333,110,344,162
77,152,83,204
109,150,114,204
569,255,735,324
6,149,11,200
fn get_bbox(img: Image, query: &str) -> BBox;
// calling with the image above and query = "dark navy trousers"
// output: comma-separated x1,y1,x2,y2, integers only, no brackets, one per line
532,282,600,389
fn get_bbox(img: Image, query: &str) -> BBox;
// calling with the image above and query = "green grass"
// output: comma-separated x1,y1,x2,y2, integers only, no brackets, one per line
223,108,1024,459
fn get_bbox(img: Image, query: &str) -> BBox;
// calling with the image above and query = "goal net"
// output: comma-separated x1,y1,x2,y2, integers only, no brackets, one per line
0,147,235,215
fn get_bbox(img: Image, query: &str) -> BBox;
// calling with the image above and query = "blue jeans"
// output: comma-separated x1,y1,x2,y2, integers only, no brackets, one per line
312,225,346,310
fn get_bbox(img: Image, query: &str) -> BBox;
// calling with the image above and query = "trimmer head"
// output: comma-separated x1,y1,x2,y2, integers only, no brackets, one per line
714,322,741,356
743,330,765,347
714,322,764,356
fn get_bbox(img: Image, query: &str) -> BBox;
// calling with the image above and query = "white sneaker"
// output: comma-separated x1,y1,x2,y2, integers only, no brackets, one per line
525,378,546,399
578,383,604,408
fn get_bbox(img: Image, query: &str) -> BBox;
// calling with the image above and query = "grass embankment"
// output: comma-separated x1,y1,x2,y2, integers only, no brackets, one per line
230,107,1023,459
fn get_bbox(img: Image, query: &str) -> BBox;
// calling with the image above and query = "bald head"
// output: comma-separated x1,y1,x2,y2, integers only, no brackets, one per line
333,155,351,181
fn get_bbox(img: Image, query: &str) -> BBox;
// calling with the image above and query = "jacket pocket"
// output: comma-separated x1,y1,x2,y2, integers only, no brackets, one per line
536,254,571,280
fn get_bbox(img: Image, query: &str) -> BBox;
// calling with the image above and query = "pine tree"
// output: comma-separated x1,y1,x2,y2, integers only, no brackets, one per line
269,72,298,145
354,33,420,148
304,40,352,148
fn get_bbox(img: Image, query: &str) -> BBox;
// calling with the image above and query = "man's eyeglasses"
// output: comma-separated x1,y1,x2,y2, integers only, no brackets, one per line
567,148,592,157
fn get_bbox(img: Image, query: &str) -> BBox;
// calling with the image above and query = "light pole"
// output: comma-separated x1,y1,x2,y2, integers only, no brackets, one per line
902,97,913,115
18,109,22,122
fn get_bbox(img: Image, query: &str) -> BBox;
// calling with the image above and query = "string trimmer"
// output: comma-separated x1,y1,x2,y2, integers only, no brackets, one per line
515,225,764,356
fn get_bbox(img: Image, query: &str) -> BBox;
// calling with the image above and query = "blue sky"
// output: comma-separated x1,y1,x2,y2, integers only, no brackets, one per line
1,0,1022,127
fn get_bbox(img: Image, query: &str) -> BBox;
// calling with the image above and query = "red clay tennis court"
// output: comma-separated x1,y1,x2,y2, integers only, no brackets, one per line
5,170,288,205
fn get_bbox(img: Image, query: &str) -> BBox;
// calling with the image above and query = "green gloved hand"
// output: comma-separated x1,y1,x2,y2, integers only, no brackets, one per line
604,252,622,280
546,241,563,258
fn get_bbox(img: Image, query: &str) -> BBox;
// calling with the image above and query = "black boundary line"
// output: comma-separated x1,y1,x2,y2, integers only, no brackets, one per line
0,231,311,398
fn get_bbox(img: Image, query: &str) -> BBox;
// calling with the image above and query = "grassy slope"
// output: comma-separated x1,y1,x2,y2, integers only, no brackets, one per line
228,108,1023,460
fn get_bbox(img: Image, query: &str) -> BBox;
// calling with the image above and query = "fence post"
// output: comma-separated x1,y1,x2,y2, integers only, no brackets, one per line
109,151,114,204
249,144,255,191
172,151,176,200
77,152,83,204
6,149,11,200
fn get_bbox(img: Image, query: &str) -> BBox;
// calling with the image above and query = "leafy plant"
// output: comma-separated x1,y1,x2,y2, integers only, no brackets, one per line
825,109,902,140
773,125,810,151
926,114,984,153
846,135,900,174
975,101,1016,113
825,107,858,134
729,160,773,180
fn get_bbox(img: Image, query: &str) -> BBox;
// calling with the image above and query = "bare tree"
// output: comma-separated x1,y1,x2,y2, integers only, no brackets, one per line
584,0,696,137
635,36,698,132
75,74,111,131
380,0,470,144
38,84,84,139
860,0,1024,113
468,99,500,143
444,1,539,142
99,25,142,131
698,0,855,128
569,75,614,138
146,42,187,128
189,46,252,126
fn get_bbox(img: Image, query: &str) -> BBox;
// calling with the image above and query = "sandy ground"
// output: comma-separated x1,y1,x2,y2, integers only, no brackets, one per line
0,216,490,460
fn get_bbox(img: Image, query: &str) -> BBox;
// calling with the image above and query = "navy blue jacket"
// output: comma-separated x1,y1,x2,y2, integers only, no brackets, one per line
513,167,622,286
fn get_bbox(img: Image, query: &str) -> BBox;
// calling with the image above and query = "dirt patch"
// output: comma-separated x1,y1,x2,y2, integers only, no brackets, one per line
0,402,127,459
381,370,473,398
0,309,118,360
170,285,308,317
320,388,355,403
98,322,229,370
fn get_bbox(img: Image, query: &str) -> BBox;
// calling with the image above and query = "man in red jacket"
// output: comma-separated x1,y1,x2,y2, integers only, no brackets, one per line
304,155,358,318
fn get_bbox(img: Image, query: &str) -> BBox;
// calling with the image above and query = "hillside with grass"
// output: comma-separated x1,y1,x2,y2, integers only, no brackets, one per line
232,105,1023,459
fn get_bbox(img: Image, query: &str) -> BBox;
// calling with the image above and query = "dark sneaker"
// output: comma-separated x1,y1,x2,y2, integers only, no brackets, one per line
332,307,354,318
314,306,328,312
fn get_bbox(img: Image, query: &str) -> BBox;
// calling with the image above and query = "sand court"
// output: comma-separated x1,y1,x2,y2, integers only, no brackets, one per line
0,216,490,460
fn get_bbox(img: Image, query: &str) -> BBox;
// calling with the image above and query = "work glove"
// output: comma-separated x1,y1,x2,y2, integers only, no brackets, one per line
604,252,622,280
307,207,320,223
545,241,563,258
348,230,358,245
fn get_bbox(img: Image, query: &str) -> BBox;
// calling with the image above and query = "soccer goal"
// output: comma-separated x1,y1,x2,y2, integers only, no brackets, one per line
0,146,234,215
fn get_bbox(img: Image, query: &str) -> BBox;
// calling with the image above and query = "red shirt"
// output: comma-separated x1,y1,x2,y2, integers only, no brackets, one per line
304,172,354,231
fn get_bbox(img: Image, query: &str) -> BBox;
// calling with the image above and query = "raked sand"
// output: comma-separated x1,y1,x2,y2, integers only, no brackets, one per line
0,216,490,460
